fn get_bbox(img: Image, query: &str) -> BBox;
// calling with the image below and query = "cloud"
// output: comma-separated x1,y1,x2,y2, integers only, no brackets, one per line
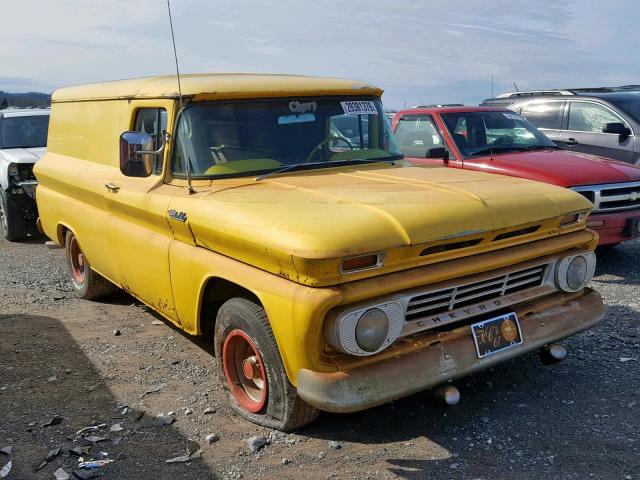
0,0,638,108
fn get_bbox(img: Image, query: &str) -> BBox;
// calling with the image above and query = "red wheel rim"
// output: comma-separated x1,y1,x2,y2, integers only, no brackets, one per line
222,329,267,413
68,236,85,284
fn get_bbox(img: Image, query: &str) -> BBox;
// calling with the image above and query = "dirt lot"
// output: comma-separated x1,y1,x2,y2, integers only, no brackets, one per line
0,236,638,480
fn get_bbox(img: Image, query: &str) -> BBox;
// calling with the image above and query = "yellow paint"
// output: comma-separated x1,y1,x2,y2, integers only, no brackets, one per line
35,74,597,386
51,73,382,103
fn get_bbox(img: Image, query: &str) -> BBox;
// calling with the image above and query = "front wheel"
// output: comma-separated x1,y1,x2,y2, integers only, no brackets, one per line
0,188,28,241
214,297,319,431
64,230,117,300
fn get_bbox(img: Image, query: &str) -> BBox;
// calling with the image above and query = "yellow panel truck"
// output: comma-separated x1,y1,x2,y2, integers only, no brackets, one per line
34,74,604,430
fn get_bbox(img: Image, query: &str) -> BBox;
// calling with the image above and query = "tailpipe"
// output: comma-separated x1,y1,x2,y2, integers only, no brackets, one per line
432,384,460,406
539,343,567,365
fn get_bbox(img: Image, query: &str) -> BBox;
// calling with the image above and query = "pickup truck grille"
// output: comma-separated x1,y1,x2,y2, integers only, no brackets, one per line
405,265,546,321
573,181,640,213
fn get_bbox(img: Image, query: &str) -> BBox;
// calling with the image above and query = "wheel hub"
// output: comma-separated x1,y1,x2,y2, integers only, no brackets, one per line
242,356,260,380
68,237,85,284
222,329,268,413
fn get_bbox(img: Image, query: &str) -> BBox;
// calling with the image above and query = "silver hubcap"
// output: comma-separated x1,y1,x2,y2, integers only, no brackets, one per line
0,196,7,235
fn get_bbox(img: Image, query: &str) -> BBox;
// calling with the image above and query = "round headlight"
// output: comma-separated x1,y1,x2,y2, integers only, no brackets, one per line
556,253,595,292
355,308,389,352
566,255,588,290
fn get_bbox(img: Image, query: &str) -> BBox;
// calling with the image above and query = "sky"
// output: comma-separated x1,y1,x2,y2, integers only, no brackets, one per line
1,0,638,109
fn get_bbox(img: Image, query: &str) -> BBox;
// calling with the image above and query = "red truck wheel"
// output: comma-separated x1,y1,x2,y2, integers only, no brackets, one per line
64,230,117,300
222,329,268,412
214,297,319,431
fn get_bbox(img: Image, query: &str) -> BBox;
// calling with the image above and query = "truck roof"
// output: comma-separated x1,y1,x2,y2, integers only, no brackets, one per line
396,106,511,115
51,73,383,103
482,87,640,105
0,108,50,117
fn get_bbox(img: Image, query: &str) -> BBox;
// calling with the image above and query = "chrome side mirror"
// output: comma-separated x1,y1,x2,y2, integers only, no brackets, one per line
119,131,166,177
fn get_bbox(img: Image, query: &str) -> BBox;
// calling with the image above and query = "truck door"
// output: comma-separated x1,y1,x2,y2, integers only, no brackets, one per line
104,101,181,322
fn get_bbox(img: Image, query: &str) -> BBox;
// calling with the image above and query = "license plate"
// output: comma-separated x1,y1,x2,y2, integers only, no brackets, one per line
471,312,523,359
623,217,640,238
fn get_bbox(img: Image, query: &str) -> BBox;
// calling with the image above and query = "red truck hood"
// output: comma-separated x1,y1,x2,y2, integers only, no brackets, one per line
462,149,640,187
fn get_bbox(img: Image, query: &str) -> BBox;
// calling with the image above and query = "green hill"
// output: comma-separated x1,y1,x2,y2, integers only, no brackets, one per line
0,91,51,109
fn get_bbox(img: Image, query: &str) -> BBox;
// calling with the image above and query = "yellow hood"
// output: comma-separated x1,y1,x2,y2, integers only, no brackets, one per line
185,165,592,286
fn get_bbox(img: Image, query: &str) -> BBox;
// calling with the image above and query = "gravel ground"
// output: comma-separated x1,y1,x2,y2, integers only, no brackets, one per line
0,235,638,480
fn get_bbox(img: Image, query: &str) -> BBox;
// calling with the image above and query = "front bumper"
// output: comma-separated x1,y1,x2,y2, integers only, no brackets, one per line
297,288,604,413
589,211,640,245
14,180,38,199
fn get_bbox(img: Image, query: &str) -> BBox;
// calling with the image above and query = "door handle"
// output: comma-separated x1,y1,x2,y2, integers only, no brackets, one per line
564,138,578,146
105,183,120,192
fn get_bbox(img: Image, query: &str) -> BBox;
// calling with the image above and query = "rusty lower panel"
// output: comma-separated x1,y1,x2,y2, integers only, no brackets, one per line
297,288,604,413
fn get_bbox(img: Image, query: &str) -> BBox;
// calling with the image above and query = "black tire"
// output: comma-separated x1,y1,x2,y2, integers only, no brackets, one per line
0,187,28,241
596,243,619,254
64,230,117,300
214,297,319,431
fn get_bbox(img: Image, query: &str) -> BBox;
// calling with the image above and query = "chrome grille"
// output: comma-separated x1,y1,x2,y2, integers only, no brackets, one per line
405,265,546,321
573,181,640,213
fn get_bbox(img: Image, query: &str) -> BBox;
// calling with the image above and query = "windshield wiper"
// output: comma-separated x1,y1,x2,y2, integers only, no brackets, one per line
467,146,523,157
520,144,559,151
255,156,400,181
469,145,559,156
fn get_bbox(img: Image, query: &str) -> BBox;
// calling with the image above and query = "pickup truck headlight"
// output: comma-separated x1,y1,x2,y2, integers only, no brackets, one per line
555,252,596,292
325,302,404,356
355,308,389,352
8,163,19,178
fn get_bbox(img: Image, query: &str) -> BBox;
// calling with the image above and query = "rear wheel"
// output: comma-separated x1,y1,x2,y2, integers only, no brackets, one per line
0,188,28,241
214,297,319,431
64,230,117,300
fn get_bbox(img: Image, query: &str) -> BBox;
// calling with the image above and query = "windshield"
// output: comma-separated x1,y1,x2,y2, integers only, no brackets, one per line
0,115,49,149
171,97,401,178
441,111,556,158
615,100,640,123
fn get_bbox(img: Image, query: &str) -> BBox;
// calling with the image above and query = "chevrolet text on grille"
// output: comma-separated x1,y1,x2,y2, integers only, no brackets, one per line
401,263,551,335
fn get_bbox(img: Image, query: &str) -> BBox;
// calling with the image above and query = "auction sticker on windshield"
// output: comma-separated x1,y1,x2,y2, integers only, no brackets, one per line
471,312,522,359
341,101,378,115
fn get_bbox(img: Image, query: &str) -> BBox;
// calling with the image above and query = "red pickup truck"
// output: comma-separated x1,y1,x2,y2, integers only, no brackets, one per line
391,106,640,247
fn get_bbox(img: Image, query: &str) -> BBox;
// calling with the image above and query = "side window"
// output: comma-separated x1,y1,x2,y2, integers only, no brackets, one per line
520,102,564,129
568,102,625,133
394,116,444,157
133,108,167,174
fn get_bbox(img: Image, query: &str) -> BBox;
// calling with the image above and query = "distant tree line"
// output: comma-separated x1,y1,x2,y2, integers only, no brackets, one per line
0,91,51,109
